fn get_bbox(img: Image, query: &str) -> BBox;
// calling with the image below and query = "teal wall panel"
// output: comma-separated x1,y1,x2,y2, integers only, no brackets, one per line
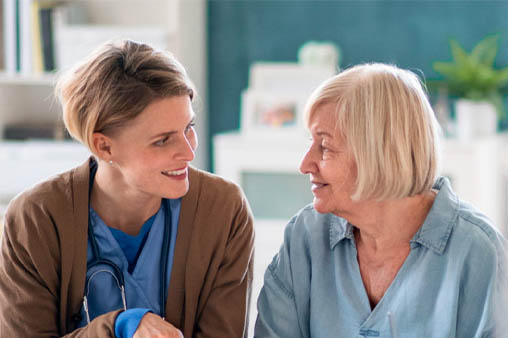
208,1,508,169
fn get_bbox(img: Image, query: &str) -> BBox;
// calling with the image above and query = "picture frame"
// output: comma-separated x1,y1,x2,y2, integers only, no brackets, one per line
249,62,335,92
239,62,336,138
240,89,308,137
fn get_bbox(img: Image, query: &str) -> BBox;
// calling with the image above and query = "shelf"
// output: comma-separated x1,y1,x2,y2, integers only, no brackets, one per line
0,140,90,199
0,72,56,86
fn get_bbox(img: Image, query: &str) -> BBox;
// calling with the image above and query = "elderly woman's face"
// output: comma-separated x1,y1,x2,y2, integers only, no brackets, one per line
300,103,357,216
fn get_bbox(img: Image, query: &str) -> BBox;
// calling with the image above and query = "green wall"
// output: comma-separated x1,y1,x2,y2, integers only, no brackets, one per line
208,1,508,169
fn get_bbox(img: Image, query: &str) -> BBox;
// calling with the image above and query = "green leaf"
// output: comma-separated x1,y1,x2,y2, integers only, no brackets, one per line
471,35,498,66
432,35,508,106
433,62,458,78
450,40,471,67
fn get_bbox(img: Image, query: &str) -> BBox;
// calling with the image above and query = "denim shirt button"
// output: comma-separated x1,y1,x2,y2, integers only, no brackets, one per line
359,328,380,337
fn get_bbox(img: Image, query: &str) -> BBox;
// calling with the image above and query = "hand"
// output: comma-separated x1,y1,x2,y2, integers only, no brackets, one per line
133,312,184,338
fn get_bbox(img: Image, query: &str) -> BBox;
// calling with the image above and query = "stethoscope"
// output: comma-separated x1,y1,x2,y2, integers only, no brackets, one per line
83,160,172,323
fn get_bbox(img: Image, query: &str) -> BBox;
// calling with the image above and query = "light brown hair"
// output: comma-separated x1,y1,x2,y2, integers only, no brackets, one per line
55,39,195,153
304,63,441,201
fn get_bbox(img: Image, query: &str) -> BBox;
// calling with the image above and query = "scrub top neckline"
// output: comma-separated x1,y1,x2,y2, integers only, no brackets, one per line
88,205,165,278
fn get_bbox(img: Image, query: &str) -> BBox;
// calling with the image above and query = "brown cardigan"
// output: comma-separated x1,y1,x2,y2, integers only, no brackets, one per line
0,158,254,337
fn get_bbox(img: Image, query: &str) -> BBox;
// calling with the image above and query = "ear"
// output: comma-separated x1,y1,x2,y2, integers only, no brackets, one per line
92,132,113,161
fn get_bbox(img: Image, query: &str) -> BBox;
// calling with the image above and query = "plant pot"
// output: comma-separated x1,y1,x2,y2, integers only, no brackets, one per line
454,99,498,140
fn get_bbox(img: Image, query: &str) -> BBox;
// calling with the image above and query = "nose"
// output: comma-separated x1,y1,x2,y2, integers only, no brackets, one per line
299,144,317,175
176,133,197,162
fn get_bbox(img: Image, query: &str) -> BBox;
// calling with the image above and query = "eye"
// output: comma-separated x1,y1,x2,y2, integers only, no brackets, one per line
320,142,334,159
185,121,196,133
154,136,170,146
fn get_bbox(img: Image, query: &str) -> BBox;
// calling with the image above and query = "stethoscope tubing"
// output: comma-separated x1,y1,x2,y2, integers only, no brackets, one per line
84,159,171,322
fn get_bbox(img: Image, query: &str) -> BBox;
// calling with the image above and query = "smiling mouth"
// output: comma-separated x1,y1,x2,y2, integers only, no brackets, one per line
311,182,328,190
161,168,187,177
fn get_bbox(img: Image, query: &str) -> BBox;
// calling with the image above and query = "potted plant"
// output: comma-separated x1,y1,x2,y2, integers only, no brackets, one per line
433,35,508,140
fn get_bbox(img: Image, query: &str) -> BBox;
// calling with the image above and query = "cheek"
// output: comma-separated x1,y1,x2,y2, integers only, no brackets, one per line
321,159,351,187
349,162,358,184
125,150,163,173
320,160,339,177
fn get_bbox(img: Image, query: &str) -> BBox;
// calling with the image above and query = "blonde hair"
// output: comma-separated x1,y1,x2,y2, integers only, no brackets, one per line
55,39,195,153
305,63,441,201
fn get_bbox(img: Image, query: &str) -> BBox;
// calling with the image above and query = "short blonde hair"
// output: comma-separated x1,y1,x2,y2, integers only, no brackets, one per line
55,39,195,153
305,63,441,201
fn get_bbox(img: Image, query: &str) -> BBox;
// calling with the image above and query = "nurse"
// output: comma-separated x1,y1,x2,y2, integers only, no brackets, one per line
0,40,254,338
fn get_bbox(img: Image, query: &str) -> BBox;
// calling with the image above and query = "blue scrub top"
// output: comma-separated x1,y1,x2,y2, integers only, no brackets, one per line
109,212,158,274
77,198,181,327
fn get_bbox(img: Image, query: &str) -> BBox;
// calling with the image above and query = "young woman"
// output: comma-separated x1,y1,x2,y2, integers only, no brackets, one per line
0,40,254,338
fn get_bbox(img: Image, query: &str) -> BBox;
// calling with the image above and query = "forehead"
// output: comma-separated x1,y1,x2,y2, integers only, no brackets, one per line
308,103,338,135
133,96,193,126
143,95,191,116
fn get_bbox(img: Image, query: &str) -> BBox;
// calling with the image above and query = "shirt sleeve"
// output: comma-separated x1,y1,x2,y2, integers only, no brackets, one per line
115,308,151,338
193,186,255,338
455,225,508,337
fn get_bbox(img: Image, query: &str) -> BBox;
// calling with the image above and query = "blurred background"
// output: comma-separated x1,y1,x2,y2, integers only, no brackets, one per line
1,1,508,335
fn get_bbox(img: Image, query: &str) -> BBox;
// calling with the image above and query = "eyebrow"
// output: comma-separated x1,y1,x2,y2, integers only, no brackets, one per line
316,131,334,138
151,131,177,140
150,115,196,139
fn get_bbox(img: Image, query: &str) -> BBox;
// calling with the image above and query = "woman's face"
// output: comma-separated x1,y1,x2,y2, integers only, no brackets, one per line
108,95,197,200
299,103,357,216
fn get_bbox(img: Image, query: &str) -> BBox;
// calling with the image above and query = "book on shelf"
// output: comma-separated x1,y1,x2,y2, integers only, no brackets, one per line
2,0,57,75
19,0,33,75
2,0,17,73
31,0,43,73
0,0,4,70
39,6,54,71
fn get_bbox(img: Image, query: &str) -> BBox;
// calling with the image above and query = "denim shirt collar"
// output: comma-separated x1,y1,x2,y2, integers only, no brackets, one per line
329,215,354,248
411,177,458,255
329,177,458,255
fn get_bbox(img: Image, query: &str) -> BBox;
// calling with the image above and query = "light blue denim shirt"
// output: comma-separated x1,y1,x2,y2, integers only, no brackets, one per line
255,177,508,338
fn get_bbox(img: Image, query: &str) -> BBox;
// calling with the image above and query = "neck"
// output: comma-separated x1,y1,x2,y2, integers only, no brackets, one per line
90,161,161,236
344,190,436,252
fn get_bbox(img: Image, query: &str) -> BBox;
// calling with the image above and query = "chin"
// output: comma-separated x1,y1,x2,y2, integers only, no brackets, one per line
312,199,332,214
161,182,189,199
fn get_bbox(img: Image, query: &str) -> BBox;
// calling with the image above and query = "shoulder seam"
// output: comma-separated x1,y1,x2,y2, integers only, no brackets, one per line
457,212,497,241
268,263,295,300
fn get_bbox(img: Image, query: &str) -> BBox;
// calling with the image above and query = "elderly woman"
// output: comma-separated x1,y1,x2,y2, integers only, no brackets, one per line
255,63,507,337
0,40,254,338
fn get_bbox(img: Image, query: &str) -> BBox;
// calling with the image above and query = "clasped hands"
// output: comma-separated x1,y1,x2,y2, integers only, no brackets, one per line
133,312,184,338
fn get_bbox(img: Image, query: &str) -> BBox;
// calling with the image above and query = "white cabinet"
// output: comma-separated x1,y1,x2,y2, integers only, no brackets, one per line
0,140,91,215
